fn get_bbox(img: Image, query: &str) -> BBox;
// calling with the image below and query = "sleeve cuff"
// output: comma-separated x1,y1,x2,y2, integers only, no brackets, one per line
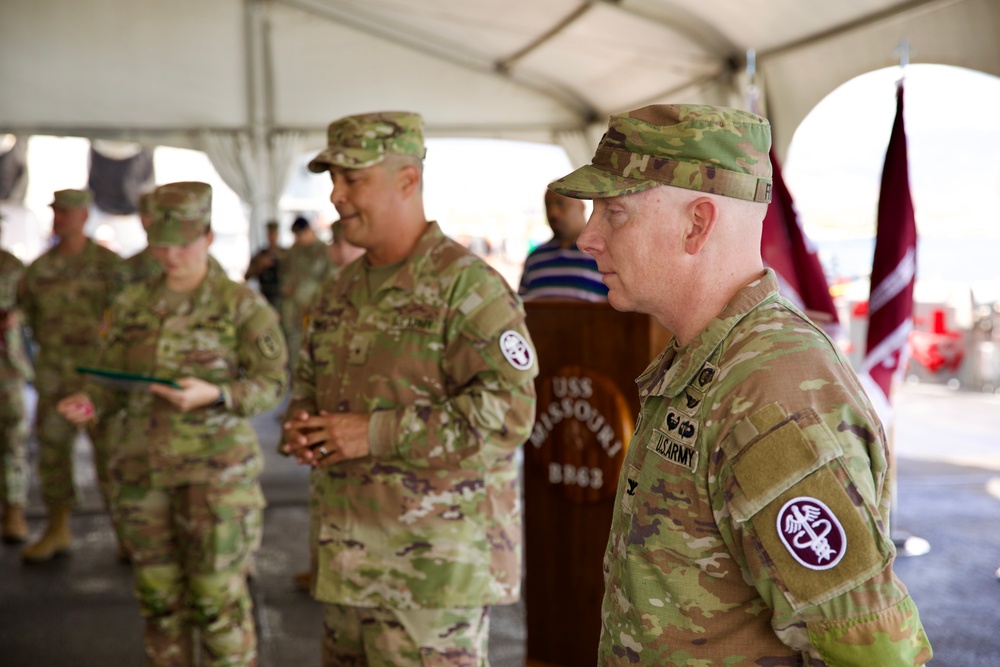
368,410,398,458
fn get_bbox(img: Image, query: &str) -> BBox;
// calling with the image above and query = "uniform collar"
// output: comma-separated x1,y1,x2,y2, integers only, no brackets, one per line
341,221,445,303
637,269,781,399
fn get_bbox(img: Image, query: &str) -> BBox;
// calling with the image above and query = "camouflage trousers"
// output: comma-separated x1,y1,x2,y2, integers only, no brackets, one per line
280,322,303,376
34,387,87,508
86,410,126,536
322,604,491,667
115,480,265,667
0,379,29,505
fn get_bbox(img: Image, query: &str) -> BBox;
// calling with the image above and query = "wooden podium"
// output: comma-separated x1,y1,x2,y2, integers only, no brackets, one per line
523,301,672,667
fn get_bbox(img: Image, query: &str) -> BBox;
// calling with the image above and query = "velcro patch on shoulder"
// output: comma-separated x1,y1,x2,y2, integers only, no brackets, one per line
728,409,842,522
463,295,519,341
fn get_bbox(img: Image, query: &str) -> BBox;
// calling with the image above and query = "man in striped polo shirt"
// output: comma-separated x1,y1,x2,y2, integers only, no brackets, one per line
518,190,608,302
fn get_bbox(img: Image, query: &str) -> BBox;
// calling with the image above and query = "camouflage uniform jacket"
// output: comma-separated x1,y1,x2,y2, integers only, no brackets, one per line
123,246,162,284
599,270,931,666
281,239,332,322
288,221,538,609
0,249,30,382
89,262,287,488
18,240,124,393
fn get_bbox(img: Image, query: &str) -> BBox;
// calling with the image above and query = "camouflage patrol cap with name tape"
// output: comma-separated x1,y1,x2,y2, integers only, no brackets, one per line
549,104,773,203
307,111,427,173
148,181,212,247
50,189,93,210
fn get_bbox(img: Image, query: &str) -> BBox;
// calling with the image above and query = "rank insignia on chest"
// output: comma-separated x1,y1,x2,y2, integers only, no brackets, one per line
695,362,717,390
648,429,698,472
348,334,371,365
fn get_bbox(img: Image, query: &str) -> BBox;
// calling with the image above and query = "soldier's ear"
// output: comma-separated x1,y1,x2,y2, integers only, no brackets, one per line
683,196,718,255
396,164,421,197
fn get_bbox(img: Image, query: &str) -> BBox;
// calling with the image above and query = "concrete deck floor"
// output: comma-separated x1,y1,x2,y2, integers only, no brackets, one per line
1,381,999,666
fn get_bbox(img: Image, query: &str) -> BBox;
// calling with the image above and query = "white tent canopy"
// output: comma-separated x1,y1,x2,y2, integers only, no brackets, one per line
2,0,998,243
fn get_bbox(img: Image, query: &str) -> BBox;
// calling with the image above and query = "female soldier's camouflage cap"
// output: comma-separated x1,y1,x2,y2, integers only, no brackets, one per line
307,111,426,172
148,181,212,246
549,104,773,203
50,189,93,209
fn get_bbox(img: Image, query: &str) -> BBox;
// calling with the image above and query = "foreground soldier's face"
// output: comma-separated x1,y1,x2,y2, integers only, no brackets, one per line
51,206,87,239
578,187,683,318
327,163,399,252
153,233,212,281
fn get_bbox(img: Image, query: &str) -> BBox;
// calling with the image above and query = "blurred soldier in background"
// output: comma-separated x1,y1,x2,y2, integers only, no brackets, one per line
17,189,124,563
59,181,287,667
279,216,331,371
123,191,163,284
0,214,31,543
245,219,286,310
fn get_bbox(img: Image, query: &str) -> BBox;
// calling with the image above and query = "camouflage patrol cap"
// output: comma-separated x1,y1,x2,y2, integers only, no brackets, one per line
50,189,93,210
148,181,212,247
549,104,773,203
307,111,426,172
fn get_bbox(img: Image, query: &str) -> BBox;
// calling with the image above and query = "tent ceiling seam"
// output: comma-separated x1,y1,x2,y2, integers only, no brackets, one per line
272,0,597,121
757,0,968,61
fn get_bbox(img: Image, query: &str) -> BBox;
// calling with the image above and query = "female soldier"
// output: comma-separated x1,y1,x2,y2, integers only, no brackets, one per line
59,181,287,667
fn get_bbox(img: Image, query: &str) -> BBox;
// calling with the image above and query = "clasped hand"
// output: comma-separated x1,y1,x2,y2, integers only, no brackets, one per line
282,410,370,468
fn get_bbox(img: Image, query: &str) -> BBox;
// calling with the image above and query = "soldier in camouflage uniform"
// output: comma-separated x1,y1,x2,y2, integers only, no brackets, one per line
59,181,287,667
0,216,31,543
124,191,165,284
279,216,332,372
17,189,125,562
244,219,286,309
548,104,932,665
281,111,538,666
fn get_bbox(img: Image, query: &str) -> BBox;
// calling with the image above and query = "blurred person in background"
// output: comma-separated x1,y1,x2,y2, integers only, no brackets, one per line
244,219,286,310
279,216,331,371
58,181,287,667
518,189,608,302
0,214,31,543
17,188,124,563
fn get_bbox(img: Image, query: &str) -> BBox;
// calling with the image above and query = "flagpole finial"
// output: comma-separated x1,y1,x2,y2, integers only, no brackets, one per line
896,38,910,70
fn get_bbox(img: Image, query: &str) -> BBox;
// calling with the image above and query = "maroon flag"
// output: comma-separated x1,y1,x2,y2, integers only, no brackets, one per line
761,148,840,335
862,81,917,416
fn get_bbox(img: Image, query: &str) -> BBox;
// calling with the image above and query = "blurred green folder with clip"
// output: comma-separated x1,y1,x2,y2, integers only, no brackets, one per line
76,367,182,391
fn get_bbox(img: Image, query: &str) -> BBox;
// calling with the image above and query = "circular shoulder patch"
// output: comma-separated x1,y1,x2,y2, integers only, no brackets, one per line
257,327,283,360
499,330,534,371
776,496,847,571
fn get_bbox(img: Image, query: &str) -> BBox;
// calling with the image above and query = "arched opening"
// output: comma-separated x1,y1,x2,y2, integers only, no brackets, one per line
784,63,1000,389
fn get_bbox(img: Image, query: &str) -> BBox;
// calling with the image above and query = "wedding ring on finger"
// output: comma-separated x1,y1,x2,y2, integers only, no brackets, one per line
318,446,329,458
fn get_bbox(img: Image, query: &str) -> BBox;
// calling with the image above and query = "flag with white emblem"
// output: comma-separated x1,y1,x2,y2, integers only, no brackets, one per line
862,81,917,421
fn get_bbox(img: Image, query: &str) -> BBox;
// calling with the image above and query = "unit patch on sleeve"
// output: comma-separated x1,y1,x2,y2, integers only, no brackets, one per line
776,496,846,571
648,429,698,472
499,330,534,371
257,327,282,360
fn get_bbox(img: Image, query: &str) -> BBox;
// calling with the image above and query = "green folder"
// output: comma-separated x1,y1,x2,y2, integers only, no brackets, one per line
76,367,182,391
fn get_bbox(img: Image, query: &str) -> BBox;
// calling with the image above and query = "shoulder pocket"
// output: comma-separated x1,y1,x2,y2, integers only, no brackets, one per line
726,409,892,610
728,409,841,522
